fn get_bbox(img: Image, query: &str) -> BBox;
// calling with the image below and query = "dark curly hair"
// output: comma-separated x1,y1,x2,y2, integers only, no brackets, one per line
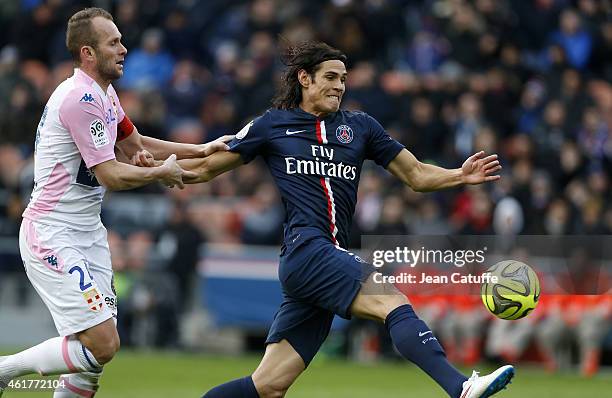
272,41,347,110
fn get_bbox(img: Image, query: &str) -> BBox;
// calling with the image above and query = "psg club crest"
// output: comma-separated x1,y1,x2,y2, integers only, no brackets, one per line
335,125,353,144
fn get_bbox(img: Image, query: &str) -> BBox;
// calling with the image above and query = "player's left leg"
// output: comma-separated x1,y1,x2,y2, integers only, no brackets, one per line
52,235,119,398
350,278,467,397
350,274,514,398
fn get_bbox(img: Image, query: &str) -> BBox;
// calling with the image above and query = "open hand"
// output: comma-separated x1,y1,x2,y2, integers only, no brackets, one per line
461,151,502,185
199,135,234,157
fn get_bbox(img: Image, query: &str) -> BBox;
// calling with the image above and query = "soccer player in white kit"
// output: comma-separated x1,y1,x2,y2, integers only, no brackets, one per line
0,8,226,397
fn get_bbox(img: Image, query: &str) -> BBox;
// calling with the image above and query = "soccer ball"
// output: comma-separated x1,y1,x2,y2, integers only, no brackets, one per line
481,260,540,320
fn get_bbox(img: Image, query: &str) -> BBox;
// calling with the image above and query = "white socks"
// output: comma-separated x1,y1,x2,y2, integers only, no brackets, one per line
54,371,102,397
0,336,101,385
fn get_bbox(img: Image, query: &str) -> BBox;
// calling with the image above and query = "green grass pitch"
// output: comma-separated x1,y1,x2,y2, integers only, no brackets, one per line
2,350,610,397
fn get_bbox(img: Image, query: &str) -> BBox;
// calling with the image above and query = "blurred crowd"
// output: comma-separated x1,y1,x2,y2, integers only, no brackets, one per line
1,0,612,246
0,0,611,369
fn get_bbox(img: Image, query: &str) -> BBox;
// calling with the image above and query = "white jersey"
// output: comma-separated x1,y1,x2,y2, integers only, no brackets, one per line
23,68,126,231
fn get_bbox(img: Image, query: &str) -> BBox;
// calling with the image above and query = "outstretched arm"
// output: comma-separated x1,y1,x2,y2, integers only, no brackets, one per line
115,126,232,161
179,151,245,184
387,149,501,192
92,154,187,191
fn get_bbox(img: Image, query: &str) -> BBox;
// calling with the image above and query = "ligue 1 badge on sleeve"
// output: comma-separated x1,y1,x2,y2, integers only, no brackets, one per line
236,120,254,140
335,124,353,144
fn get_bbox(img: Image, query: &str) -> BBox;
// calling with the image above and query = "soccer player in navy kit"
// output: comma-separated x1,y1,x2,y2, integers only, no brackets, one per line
179,42,514,398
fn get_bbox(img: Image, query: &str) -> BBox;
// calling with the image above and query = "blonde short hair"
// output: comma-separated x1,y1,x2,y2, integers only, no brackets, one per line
66,7,113,66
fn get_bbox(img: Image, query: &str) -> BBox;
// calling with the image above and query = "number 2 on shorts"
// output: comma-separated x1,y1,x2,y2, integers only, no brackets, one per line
68,263,94,291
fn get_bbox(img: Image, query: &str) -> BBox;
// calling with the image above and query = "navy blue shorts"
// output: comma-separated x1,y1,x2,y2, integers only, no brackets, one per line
265,235,376,366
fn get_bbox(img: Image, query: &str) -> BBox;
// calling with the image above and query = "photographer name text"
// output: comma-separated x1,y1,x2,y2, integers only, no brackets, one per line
373,272,498,285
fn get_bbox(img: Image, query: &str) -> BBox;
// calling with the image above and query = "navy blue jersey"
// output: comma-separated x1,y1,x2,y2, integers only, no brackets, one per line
230,108,404,248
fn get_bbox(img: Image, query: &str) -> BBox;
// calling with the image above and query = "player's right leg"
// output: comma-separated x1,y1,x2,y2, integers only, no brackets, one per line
202,294,335,398
0,221,118,397
251,340,305,397
203,340,305,398
0,325,112,395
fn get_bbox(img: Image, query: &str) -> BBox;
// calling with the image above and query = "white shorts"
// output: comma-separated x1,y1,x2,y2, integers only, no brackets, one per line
19,219,117,336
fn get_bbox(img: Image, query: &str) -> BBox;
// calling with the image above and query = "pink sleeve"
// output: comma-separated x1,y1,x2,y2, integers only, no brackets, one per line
59,89,116,169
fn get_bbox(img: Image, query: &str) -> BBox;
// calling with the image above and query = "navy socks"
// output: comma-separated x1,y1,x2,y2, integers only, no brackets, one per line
202,376,259,398
386,304,467,398
202,305,465,398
